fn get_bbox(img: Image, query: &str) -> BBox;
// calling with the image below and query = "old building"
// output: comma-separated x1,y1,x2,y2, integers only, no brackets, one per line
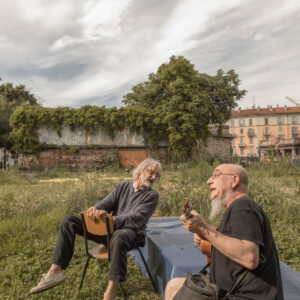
228,106,300,159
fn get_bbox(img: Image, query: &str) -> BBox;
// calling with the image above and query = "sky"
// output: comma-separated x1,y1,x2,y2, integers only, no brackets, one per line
0,0,300,109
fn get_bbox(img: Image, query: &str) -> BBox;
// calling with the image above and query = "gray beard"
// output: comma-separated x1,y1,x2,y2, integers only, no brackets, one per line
140,173,153,188
209,190,233,220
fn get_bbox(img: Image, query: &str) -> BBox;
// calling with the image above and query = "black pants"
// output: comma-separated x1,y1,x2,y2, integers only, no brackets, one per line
52,215,137,281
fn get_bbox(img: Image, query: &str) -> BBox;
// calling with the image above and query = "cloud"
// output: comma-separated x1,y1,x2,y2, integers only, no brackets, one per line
0,0,300,108
80,0,133,40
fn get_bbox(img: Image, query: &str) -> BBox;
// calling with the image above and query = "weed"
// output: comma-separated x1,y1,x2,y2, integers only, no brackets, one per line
0,160,299,299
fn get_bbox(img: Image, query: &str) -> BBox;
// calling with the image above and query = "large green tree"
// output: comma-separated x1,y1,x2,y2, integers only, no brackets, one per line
123,56,246,158
0,83,38,106
0,83,39,149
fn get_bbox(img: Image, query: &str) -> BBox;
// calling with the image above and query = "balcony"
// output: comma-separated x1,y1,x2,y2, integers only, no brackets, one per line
263,132,270,136
247,129,255,137
260,137,300,148
238,143,246,147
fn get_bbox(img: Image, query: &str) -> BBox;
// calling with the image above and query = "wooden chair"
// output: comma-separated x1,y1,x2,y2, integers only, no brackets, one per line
79,211,158,299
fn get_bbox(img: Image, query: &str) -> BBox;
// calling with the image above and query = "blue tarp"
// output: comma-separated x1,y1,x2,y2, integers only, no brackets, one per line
130,217,300,300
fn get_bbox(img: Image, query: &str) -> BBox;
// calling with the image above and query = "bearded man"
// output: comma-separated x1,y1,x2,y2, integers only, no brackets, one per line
165,163,283,300
30,158,161,300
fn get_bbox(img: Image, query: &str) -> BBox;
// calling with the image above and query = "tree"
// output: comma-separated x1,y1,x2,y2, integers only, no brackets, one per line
123,56,246,158
0,83,38,106
0,83,39,150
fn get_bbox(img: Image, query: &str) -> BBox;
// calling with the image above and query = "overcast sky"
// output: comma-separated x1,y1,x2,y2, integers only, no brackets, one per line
1,0,300,109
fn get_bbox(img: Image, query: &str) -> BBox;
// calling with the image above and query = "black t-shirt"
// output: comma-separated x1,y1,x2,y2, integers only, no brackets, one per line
210,196,284,300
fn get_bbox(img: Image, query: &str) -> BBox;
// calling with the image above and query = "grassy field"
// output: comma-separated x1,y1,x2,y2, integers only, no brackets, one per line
0,159,299,299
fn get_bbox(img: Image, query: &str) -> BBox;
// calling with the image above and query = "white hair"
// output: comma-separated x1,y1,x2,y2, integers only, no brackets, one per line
209,189,233,220
132,158,162,184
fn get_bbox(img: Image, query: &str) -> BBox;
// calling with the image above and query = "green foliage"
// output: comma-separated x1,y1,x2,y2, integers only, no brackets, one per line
9,104,163,154
68,146,80,154
0,83,39,149
123,56,246,158
0,83,38,106
0,101,13,147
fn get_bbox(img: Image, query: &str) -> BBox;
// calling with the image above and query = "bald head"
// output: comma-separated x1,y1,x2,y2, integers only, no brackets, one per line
218,164,248,186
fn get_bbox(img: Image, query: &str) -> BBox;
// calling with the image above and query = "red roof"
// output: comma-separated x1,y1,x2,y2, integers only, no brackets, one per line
231,106,300,117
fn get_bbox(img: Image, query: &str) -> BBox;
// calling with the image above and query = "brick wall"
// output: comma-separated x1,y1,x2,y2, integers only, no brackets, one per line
18,148,117,171
17,147,170,170
203,137,232,160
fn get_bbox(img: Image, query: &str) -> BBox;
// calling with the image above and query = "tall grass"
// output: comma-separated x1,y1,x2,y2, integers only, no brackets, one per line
0,159,299,299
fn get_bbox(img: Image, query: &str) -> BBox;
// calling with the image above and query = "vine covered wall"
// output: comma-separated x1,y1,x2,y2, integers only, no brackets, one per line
10,105,165,153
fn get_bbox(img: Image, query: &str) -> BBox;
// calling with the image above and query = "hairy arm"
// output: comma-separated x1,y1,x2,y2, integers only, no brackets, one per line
181,211,259,270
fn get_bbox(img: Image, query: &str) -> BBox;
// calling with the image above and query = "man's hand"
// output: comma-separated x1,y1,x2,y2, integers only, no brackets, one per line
194,233,202,246
180,210,209,239
86,206,107,221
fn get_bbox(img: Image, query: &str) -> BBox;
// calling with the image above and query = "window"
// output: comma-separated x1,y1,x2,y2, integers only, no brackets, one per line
249,119,253,126
230,120,235,127
247,128,255,136
265,117,268,125
232,147,236,156
239,119,245,127
278,126,282,132
240,136,244,145
265,136,269,142
278,135,285,141
291,116,298,125
292,126,298,135
249,147,254,155
264,127,269,134
277,117,284,125
249,137,253,144
240,148,244,155
240,128,243,134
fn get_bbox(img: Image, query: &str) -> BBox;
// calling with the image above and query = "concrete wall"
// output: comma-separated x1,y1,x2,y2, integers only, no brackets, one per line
38,126,146,146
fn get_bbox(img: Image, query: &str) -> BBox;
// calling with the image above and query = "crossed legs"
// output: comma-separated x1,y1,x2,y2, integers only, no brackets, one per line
33,215,137,299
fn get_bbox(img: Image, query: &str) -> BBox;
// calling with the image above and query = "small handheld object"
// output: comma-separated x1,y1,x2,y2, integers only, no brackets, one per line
183,198,193,219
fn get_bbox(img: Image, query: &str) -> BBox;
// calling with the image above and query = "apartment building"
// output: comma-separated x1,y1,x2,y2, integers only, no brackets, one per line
228,106,300,159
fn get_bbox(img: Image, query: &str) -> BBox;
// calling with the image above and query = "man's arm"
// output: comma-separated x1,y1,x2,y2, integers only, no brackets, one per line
85,183,121,220
181,211,259,270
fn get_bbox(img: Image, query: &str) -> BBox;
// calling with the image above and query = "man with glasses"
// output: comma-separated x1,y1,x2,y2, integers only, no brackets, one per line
165,163,283,300
30,158,161,300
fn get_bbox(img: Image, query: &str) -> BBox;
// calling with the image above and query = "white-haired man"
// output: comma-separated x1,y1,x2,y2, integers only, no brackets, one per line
30,158,161,300
165,163,283,300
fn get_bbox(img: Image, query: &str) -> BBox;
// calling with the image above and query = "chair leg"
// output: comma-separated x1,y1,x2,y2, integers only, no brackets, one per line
137,247,158,293
119,281,127,300
79,257,91,290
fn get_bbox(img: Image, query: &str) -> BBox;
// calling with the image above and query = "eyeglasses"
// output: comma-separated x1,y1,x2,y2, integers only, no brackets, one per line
145,168,160,177
210,172,236,179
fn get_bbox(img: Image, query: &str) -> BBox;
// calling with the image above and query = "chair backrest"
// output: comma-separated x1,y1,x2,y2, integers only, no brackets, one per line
80,211,114,236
